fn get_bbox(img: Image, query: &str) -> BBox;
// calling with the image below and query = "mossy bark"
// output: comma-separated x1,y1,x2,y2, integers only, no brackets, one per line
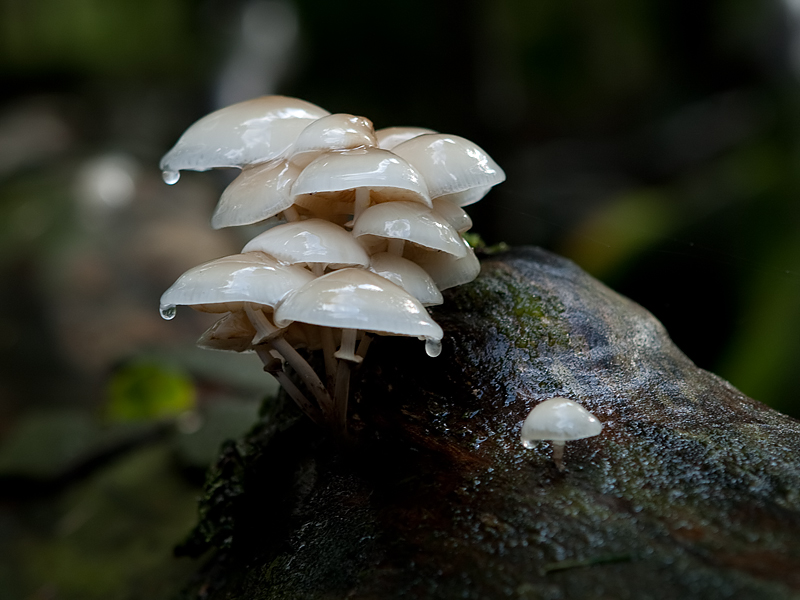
178,247,800,599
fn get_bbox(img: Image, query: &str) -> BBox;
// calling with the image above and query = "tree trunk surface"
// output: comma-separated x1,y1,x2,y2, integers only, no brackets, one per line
178,247,800,600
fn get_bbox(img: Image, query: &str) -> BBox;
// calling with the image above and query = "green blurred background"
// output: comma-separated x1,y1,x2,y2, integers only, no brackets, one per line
1,0,799,597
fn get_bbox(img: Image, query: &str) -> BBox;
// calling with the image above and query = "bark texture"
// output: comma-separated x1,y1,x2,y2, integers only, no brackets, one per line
178,247,800,600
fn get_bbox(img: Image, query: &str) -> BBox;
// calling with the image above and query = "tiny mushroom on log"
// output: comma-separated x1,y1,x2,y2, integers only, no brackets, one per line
520,397,603,471
157,95,505,438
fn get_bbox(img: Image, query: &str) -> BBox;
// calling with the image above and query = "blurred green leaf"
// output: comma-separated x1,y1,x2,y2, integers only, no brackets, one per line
106,362,195,422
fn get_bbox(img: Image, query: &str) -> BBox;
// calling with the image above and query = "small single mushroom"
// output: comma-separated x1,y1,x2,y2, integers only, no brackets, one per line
520,397,603,472
160,95,329,182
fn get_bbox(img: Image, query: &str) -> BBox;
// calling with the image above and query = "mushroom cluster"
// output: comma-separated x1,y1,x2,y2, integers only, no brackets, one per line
158,96,505,436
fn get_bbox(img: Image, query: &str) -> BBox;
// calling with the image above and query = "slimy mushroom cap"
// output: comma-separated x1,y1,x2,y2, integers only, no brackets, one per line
273,267,443,342
375,126,436,150
289,113,377,167
212,160,300,229
352,201,467,258
392,133,505,204
412,237,481,291
197,311,314,353
291,147,432,209
431,197,473,233
520,397,603,448
159,251,315,317
368,252,443,306
160,96,329,177
242,218,370,270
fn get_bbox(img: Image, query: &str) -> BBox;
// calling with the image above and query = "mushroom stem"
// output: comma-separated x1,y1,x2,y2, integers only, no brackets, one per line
333,359,351,436
283,205,300,222
355,333,372,360
387,238,405,256
245,303,281,345
332,328,361,434
320,327,338,389
354,187,370,220
255,347,323,425
334,328,362,363
269,335,335,422
245,304,335,421
552,441,566,472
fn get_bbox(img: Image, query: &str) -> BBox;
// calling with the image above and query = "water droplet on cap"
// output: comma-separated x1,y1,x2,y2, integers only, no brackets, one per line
160,304,177,320
521,439,535,450
162,170,180,185
425,338,442,357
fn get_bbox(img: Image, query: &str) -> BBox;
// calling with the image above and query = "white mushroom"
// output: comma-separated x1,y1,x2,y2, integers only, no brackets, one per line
291,147,432,220
197,311,314,353
432,197,473,233
211,160,301,229
520,397,603,472
392,133,505,206
159,252,314,318
375,126,436,150
159,251,334,423
274,268,444,431
351,201,467,258
368,252,443,306
411,237,481,291
157,95,508,438
160,95,329,182
289,113,377,167
242,218,370,274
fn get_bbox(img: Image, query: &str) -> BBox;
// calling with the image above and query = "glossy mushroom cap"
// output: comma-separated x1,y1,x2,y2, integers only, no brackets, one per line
291,147,432,208
160,96,329,179
241,218,370,270
273,268,443,343
520,397,603,449
413,238,481,291
392,133,505,206
212,160,300,229
159,252,315,317
352,201,467,257
368,252,443,306
289,113,377,167
375,126,436,150
431,197,473,233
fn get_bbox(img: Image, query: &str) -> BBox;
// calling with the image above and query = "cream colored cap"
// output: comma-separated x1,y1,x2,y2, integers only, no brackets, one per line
159,252,315,318
160,96,329,177
520,398,603,446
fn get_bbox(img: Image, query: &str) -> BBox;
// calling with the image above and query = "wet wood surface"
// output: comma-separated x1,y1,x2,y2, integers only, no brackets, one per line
179,247,800,599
